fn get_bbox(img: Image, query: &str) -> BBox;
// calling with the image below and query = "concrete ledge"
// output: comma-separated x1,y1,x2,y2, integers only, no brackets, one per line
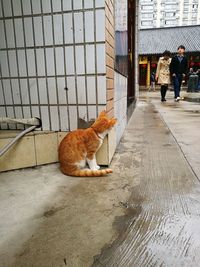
183,92,200,103
0,129,116,172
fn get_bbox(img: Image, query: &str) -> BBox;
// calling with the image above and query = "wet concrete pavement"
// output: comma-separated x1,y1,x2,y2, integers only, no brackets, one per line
0,92,200,267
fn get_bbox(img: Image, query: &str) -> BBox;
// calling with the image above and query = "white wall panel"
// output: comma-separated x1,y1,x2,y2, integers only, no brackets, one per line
74,12,84,43
85,11,94,42
96,10,105,41
11,79,21,104
22,0,31,15
24,18,34,46
8,51,18,77
64,13,73,44
2,0,12,17
17,50,27,77
3,80,13,105
14,19,24,47
0,0,107,131
87,76,96,104
29,79,38,104
21,79,30,104
77,76,86,104
86,44,95,74
75,45,85,74
5,20,15,48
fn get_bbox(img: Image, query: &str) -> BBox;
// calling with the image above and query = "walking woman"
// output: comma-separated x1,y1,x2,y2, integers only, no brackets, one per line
156,50,171,102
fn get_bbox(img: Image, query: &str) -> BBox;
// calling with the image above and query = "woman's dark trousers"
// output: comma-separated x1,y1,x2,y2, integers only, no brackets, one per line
160,85,168,101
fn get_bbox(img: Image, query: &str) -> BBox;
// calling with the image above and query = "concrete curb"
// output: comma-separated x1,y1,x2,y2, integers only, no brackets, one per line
182,92,200,103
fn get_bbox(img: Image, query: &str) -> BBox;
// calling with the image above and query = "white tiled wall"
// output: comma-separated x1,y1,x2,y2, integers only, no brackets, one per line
114,72,128,145
0,0,106,131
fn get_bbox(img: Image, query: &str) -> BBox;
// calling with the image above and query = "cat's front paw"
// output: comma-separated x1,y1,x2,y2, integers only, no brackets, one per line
95,165,100,170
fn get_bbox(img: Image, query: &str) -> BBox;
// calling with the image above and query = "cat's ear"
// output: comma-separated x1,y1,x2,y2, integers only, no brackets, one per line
99,110,107,117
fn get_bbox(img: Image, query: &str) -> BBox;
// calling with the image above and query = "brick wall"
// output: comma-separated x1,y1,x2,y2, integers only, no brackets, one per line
105,0,115,118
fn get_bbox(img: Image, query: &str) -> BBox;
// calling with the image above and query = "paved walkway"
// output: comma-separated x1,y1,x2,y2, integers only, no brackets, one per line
0,92,200,267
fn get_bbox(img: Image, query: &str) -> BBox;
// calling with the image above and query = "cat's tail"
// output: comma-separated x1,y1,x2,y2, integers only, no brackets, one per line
60,166,113,177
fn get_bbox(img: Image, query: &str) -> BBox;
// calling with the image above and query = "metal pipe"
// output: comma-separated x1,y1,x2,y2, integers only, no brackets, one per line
0,125,37,157
0,117,41,127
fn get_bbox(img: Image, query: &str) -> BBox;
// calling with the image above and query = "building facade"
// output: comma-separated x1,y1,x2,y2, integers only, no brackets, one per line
139,0,200,29
0,0,139,171
139,26,200,87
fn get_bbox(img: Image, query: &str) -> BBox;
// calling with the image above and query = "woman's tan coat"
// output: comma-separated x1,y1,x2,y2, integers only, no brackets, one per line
156,57,171,85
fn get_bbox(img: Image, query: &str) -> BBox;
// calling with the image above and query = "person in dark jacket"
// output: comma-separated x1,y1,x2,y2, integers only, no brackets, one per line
170,45,188,101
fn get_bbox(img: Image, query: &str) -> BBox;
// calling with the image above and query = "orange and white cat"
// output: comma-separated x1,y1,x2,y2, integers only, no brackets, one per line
58,111,117,177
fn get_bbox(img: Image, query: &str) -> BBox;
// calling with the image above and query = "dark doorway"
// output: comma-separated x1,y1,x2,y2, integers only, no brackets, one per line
127,0,137,106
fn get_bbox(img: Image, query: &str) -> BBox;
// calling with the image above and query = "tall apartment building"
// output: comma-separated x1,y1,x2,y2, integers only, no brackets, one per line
139,0,200,29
